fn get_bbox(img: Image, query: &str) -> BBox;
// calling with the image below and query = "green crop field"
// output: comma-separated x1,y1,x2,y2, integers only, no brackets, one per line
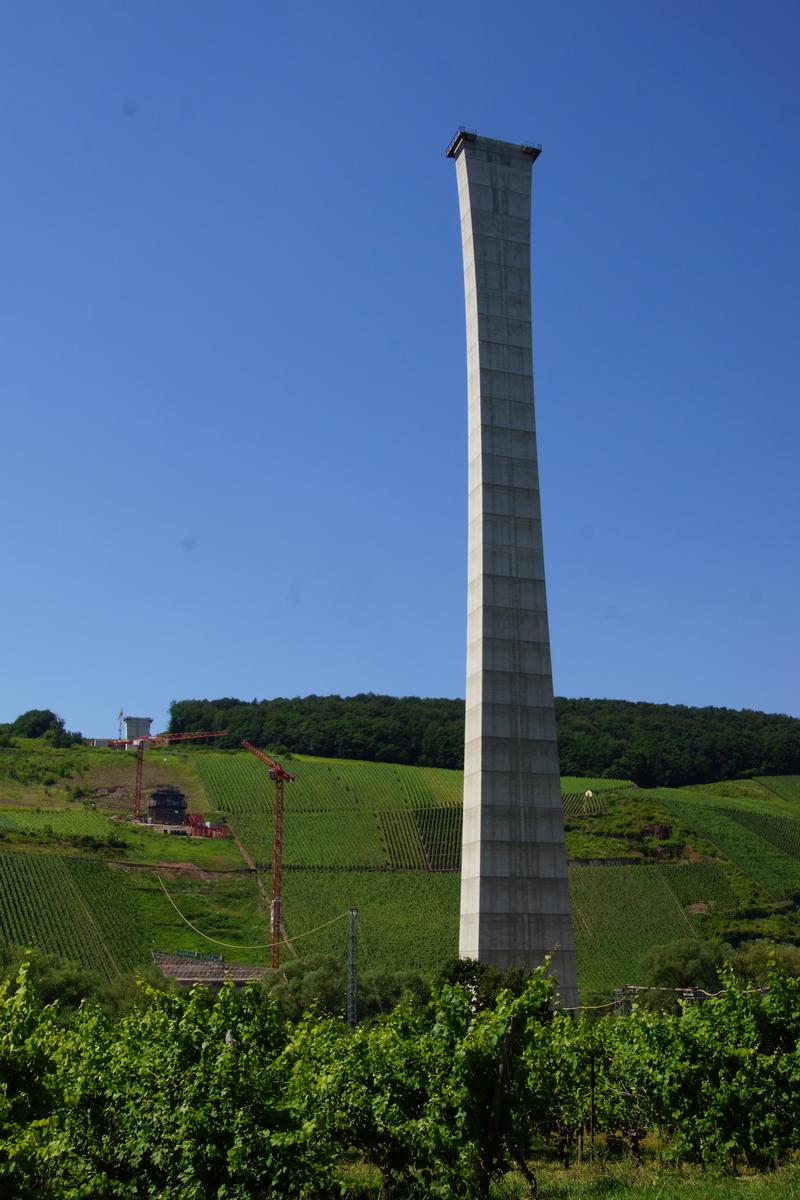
563,793,607,818
722,807,800,862
0,851,141,977
377,809,425,870
656,862,738,908
415,806,461,870
569,865,698,994
236,809,387,870
653,789,800,899
280,870,460,975
417,766,463,806
0,808,116,838
195,753,456,815
378,807,462,871
756,776,800,806
560,776,634,793
195,752,629,869
67,859,152,970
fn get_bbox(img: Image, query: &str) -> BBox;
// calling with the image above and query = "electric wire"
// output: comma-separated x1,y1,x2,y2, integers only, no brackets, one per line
156,874,348,950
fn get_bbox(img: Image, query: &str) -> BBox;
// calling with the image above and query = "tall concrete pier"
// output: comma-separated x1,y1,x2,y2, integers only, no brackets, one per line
447,129,578,1005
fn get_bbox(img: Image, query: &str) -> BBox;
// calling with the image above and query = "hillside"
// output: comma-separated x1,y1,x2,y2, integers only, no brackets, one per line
169,694,800,786
2,739,800,995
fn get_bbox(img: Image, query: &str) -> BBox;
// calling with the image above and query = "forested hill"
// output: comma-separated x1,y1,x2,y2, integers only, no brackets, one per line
169,695,800,788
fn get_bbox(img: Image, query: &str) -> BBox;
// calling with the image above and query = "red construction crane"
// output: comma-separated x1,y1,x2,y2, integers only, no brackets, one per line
241,739,295,969
108,730,228,820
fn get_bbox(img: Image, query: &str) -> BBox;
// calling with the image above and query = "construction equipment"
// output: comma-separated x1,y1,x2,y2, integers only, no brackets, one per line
241,739,295,969
108,730,228,820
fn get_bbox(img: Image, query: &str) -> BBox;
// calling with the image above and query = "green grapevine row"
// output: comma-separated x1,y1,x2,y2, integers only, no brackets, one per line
562,792,607,818
379,809,426,870
569,864,701,994
0,808,114,838
724,806,800,860
68,860,151,972
231,809,386,870
0,851,116,976
655,791,800,898
416,806,461,871
5,956,800,1195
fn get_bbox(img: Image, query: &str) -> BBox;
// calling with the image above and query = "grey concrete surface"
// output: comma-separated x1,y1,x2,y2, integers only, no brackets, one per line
448,131,578,1006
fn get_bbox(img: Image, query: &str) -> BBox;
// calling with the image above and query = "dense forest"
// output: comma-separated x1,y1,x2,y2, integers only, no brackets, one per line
169,694,800,787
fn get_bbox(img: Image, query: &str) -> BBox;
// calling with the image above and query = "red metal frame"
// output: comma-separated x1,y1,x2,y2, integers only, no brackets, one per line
240,740,295,968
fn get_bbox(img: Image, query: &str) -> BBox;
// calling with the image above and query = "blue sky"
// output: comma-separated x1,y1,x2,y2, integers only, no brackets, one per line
1,1,798,737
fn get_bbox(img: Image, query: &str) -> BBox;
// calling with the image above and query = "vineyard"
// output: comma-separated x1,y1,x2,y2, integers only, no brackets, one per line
653,789,800,899
562,792,607,818
657,860,738,908
7,947,800,1195
0,807,115,838
194,753,468,817
379,807,462,871
195,752,635,876
5,736,800,994
0,851,147,977
67,859,152,970
280,870,460,974
569,864,705,994
559,776,634,794
723,806,800,861
757,775,800,805
240,809,386,869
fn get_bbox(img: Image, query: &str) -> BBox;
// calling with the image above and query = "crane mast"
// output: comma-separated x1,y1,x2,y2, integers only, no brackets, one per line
241,740,295,969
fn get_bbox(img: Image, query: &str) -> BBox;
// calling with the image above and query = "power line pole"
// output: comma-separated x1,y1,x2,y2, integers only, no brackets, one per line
347,907,358,1027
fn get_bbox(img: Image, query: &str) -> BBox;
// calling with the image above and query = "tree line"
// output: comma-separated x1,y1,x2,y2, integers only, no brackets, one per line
4,956,800,1196
168,694,800,787
0,709,82,748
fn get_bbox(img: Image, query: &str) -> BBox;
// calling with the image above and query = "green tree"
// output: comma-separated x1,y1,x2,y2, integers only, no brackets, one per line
639,938,727,1007
11,710,62,739
731,940,800,986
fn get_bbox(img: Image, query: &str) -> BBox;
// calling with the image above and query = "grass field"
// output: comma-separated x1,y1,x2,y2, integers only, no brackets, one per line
756,775,800,805
346,1161,800,1200
124,866,266,963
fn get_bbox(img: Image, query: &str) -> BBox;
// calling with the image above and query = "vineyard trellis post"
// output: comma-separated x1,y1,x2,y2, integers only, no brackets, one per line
589,1049,596,1162
347,907,358,1027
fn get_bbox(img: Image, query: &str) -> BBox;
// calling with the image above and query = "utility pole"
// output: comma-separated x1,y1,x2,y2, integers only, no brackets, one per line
347,907,358,1027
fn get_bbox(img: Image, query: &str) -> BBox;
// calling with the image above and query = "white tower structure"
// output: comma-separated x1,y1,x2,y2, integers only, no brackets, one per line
448,129,578,1005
